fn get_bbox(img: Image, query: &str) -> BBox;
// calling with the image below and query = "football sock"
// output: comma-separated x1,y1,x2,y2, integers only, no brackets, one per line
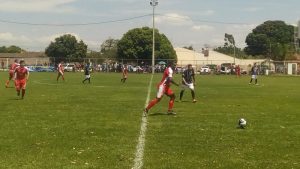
21,89,25,98
180,90,184,100
255,79,257,84
191,90,195,99
168,98,175,111
146,98,160,110
249,79,253,83
17,90,20,96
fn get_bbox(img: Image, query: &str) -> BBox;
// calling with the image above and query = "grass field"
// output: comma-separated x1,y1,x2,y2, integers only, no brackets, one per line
0,72,299,169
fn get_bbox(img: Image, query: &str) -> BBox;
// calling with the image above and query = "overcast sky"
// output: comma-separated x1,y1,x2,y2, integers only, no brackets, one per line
0,0,299,52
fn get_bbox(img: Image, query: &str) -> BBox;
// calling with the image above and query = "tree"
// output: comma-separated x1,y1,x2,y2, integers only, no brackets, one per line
100,38,119,59
183,45,194,50
0,45,23,53
214,33,249,59
117,27,177,63
245,20,294,60
45,34,88,61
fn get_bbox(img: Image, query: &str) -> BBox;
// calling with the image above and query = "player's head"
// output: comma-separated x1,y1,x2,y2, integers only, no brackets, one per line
188,64,193,70
14,59,18,63
167,61,176,68
19,60,25,67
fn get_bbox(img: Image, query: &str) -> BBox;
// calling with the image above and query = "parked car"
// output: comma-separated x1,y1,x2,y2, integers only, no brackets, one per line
63,63,75,72
200,66,211,74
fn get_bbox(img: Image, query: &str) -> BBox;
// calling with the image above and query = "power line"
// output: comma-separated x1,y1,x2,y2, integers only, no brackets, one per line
0,14,152,26
0,13,254,27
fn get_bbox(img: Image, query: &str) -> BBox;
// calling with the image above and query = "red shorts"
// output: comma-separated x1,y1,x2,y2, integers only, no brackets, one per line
9,70,14,79
15,79,27,90
156,85,173,98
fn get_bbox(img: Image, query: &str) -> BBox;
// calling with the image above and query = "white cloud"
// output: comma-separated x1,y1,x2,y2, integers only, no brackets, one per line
156,13,192,26
192,25,215,32
0,32,32,43
0,0,77,13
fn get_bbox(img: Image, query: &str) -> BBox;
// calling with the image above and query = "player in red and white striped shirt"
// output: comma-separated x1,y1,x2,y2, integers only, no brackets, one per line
14,60,29,99
143,62,179,116
5,59,19,88
57,61,65,82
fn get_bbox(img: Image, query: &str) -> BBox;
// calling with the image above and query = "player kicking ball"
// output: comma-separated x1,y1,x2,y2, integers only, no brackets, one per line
5,59,19,88
82,63,91,84
57,61,65,82
143,62,179,116
14,60,29,99
179,64,197,103
121,64,128,83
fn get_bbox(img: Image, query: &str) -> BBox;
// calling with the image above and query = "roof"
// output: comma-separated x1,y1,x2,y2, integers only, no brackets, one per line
0,52,47,58
175,47,265,66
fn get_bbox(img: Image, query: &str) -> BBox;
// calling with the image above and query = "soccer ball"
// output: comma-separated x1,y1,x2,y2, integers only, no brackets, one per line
238,118,247,128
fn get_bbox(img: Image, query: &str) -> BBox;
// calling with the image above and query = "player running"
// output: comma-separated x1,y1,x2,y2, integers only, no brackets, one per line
249,63,259,85
143,62,179,116
57,61,65,82
5,59,19,88
14,60,29,99
82,63,91,84
121,64,128,83
179,64,197,103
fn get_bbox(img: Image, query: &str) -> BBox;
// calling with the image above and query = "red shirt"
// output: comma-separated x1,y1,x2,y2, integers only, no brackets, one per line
159,67,173,87
58,63,64,72
123,67,128,75
10,63,19,71
15,66,28,80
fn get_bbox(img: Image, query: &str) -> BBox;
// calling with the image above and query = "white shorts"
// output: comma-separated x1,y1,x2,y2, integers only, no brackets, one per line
182,83,194,90
251,75,257,79
85,75,90,78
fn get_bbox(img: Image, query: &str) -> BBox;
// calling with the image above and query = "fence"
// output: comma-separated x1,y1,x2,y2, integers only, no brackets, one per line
0,57,299,75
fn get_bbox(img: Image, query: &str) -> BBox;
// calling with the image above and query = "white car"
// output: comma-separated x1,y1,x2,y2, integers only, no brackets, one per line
63,63,75,72
200,66,211,74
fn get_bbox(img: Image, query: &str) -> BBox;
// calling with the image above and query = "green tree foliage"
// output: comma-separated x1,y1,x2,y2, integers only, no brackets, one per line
117,27,177,63
45,34,88,60
183,45,194,50
0,45,23,53
245,21,294,60
100,38,119,59
214,33,249,59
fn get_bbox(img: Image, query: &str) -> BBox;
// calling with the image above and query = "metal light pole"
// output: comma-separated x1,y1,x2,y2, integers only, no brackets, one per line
150,0,158,74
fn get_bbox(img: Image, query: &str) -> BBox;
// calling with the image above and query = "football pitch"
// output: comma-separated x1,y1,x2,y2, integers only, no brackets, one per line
0,72,299,169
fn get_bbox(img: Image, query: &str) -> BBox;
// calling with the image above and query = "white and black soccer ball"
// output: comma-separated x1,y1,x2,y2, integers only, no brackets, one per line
238,118,247,128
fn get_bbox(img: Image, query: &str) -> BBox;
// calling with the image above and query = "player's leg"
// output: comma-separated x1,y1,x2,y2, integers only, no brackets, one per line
21,81,26,99
15,80,20,96
57,73,61,81
143,86,164,116
179,85,185,101
255,76,258,85
5,71,13,87
88,75,91,83
249,76,253,84
166,88,176,115
188,84,197,102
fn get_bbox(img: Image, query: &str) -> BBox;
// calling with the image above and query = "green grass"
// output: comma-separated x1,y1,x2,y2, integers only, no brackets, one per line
0,72,299,169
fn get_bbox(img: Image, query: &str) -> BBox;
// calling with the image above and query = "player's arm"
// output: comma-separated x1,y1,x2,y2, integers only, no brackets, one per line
182,74,188,85
26,71,30,81
168,77,179,86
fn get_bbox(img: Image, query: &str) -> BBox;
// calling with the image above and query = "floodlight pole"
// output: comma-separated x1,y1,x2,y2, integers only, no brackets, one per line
150,0,158,74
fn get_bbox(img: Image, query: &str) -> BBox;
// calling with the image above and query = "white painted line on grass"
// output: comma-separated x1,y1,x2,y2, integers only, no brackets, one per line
132,74,154,169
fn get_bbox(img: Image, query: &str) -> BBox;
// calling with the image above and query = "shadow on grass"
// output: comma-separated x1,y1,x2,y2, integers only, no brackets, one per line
148,112,168,116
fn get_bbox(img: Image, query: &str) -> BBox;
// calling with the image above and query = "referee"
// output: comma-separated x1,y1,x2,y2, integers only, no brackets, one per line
180,64,197,103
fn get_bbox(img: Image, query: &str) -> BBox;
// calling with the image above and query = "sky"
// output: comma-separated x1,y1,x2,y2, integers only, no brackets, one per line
0,0,299,52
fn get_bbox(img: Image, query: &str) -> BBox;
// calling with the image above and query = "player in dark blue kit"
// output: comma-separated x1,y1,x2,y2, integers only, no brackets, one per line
82,63,91,84
249,63,259,85
180,64,197,103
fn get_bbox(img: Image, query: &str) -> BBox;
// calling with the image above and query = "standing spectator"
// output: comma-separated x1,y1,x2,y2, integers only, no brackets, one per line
1,60,5,70
236,65,241,77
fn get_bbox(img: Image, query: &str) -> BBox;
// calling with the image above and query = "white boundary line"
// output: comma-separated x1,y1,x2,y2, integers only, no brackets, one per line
132,74,154,169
